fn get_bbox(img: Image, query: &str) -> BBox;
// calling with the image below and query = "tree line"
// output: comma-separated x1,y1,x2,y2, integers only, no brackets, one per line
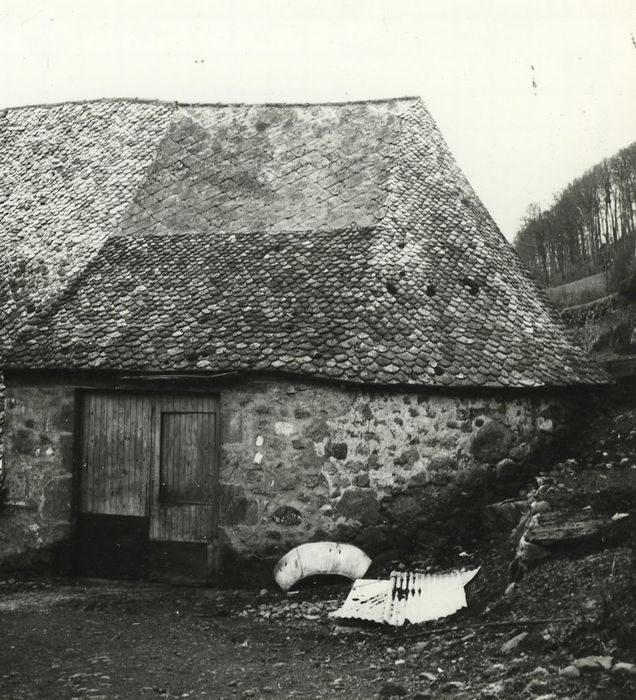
514,141,636,288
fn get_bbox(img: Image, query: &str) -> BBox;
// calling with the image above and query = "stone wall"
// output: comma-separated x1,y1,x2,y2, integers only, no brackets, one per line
218,381,569,562
561,294,620,327
0,385,75,571
547,272,608,308
0,375,573,574
561,294,635,360
0,370,5,494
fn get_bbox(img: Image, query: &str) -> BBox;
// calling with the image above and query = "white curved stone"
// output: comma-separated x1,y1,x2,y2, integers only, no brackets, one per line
274,541,372,591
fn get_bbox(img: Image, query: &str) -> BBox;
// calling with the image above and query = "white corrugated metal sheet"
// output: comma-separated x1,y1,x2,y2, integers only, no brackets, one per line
331,568,480,626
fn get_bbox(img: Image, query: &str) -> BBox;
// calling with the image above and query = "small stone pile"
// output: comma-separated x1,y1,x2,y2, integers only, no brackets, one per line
559,656,636,681
486,457,634,578
238,591,341,622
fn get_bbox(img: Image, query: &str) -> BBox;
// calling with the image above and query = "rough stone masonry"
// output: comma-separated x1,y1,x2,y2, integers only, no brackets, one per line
0,376,570,574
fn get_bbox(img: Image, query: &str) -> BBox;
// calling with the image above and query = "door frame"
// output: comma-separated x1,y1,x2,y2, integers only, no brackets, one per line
71,388,221,582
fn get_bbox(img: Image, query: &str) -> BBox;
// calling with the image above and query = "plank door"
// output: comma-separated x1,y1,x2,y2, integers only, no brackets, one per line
76,392,153,578
77,391,219,584
148,395,219,584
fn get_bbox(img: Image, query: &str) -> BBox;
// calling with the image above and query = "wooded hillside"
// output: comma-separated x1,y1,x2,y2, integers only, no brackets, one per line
514,142,636,288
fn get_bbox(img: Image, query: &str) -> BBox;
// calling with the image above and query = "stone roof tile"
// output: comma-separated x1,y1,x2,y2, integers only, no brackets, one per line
0,99,174,341
1,97,608,387
3,225,608,386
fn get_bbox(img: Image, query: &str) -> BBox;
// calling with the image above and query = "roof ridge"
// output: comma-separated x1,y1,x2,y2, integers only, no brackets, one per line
0,97,176,113
179,96,421,108
374,99,420,234
1,96,421,113
2,237,113,360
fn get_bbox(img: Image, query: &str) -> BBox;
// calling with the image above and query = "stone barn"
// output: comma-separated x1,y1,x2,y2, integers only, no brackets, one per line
0,97,607,584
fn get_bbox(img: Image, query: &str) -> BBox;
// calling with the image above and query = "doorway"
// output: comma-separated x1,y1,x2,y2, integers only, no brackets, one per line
75,391,219,584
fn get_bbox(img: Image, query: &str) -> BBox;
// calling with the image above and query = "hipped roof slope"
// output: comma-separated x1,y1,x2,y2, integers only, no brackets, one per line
0,97,608,387
0,99,173,339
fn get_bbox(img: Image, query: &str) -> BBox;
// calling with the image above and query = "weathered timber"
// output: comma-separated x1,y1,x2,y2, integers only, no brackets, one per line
524,511,628,546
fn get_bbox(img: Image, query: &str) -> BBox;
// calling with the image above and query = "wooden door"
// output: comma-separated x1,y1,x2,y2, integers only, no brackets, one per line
76,391,219,583
149,395,219,543
76,393,153,578
79,392,153,517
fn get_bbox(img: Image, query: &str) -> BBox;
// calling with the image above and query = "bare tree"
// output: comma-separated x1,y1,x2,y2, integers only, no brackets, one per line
514,140,636,288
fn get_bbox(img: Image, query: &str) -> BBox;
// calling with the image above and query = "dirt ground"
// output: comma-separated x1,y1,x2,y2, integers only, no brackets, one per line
1,543,635,700
2,395,636,699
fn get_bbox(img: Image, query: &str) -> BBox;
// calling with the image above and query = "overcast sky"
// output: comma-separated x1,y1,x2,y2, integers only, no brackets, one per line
1,0,635,240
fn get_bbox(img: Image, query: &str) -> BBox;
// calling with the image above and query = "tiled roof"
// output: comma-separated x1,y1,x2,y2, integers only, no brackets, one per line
1,97,609,387
0,99,174,343
117,99,411,236
6,224,606,386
